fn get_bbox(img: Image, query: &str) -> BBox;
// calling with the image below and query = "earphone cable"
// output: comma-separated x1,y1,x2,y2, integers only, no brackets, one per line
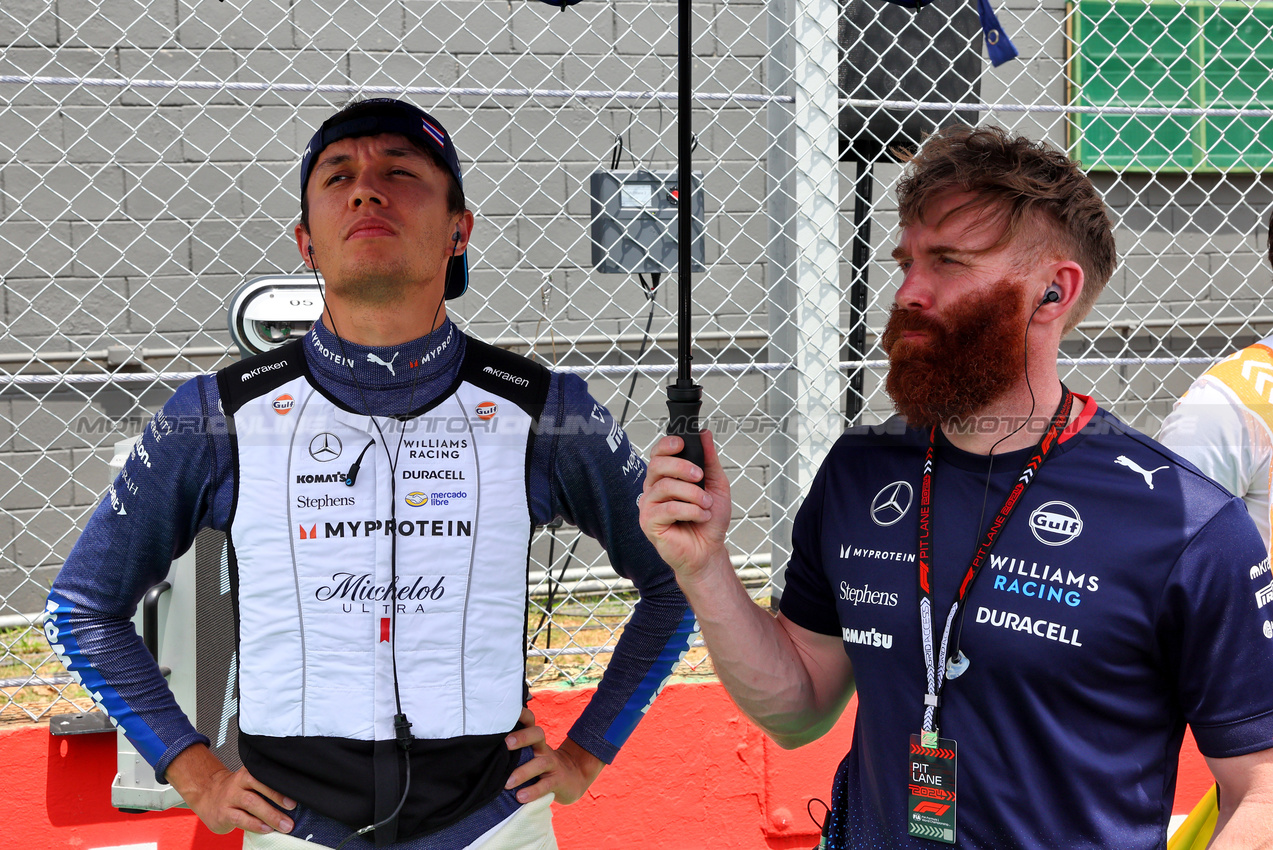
306,239,454,844
949,292,1053,667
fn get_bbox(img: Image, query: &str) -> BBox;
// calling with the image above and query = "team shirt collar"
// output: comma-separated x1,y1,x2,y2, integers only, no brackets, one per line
304,318,461,390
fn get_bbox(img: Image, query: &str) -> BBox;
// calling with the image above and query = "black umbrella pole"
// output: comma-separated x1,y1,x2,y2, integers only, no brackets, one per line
667,0,705,479
667,218,704,473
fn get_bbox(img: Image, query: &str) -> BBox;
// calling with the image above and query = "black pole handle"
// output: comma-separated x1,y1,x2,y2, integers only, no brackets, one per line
667,382,705,486
142,581,171,673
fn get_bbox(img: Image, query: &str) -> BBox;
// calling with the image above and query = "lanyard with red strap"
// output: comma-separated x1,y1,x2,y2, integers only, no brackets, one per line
916,387,1074,743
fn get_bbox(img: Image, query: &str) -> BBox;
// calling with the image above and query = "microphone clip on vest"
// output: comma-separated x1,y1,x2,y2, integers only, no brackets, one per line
345,439,376,487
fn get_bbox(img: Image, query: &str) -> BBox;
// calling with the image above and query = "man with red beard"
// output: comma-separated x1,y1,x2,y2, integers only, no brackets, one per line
640,125,1273,848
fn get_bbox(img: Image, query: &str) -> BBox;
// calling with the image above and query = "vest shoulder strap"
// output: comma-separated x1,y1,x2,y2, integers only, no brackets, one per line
458,336,552,418
216,339,307,415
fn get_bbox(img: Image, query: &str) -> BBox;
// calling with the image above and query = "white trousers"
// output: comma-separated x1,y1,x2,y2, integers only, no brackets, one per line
242,795,557,850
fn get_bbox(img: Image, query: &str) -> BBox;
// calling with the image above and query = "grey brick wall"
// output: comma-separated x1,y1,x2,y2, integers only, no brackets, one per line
852,1,1273,429
2,0,1271,621
0,0,779,614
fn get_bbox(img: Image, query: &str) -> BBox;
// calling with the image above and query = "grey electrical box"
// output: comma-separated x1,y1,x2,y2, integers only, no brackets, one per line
590,169,705,274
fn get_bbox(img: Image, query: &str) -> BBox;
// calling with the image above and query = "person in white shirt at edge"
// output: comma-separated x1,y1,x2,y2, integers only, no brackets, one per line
1160,209,1273,555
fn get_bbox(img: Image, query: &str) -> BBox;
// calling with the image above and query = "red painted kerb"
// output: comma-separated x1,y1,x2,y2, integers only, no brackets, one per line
0,681,1211,849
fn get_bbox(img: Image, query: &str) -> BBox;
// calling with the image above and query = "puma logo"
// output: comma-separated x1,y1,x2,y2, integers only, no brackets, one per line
367,352,399,376
1115,455,1169,490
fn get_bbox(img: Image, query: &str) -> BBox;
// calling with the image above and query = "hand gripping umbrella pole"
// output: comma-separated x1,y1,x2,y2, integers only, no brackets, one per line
665,0,706,476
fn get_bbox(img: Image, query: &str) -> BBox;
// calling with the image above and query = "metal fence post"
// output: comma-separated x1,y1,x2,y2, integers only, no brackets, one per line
765,0,798,604
793,0,844,481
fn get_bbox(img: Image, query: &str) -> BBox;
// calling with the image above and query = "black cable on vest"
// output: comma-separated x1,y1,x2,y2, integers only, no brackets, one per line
308,239,455,848
345,439,376,487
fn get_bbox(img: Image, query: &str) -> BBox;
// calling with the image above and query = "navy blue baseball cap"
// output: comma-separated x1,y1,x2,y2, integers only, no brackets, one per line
300,98,469,299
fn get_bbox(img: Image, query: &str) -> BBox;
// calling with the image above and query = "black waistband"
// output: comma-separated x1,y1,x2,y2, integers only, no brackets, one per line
240,731,519,842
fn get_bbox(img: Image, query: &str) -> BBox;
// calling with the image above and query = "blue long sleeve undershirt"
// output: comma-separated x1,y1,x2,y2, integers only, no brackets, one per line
47,317,694,788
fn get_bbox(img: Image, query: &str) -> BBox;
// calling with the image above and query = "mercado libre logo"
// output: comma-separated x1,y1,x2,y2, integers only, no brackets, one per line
405,492,429,507
273,394,296,415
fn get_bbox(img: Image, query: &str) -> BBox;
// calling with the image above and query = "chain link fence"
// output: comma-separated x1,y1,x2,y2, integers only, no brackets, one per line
2,0,1272,723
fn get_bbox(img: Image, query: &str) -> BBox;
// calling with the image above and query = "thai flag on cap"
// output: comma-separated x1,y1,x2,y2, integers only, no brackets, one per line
421,117,447,148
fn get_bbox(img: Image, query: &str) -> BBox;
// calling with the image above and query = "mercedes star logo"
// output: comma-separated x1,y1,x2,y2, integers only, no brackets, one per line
309,432,343,462
870,481,913,527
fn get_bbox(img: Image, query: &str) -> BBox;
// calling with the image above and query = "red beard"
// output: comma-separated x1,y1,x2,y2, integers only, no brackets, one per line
881,282,1027,430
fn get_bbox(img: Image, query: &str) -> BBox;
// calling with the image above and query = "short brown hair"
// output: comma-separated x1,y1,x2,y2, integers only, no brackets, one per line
896,125,1116,335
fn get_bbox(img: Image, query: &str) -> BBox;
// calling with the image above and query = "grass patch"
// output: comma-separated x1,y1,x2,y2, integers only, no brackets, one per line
0,623,92,727
524,590,722,686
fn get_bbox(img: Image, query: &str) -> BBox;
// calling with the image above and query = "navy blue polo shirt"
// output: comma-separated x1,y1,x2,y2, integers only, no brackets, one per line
780,398,1273,849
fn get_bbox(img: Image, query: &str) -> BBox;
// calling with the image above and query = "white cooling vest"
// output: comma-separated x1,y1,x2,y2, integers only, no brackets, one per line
223,341,541,743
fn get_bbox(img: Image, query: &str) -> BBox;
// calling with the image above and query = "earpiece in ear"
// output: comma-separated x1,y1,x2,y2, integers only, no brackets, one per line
1042,284,1061,304
452,231,461,243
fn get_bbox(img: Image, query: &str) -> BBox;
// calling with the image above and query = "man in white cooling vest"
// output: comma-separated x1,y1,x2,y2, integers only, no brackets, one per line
45,98,695,850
